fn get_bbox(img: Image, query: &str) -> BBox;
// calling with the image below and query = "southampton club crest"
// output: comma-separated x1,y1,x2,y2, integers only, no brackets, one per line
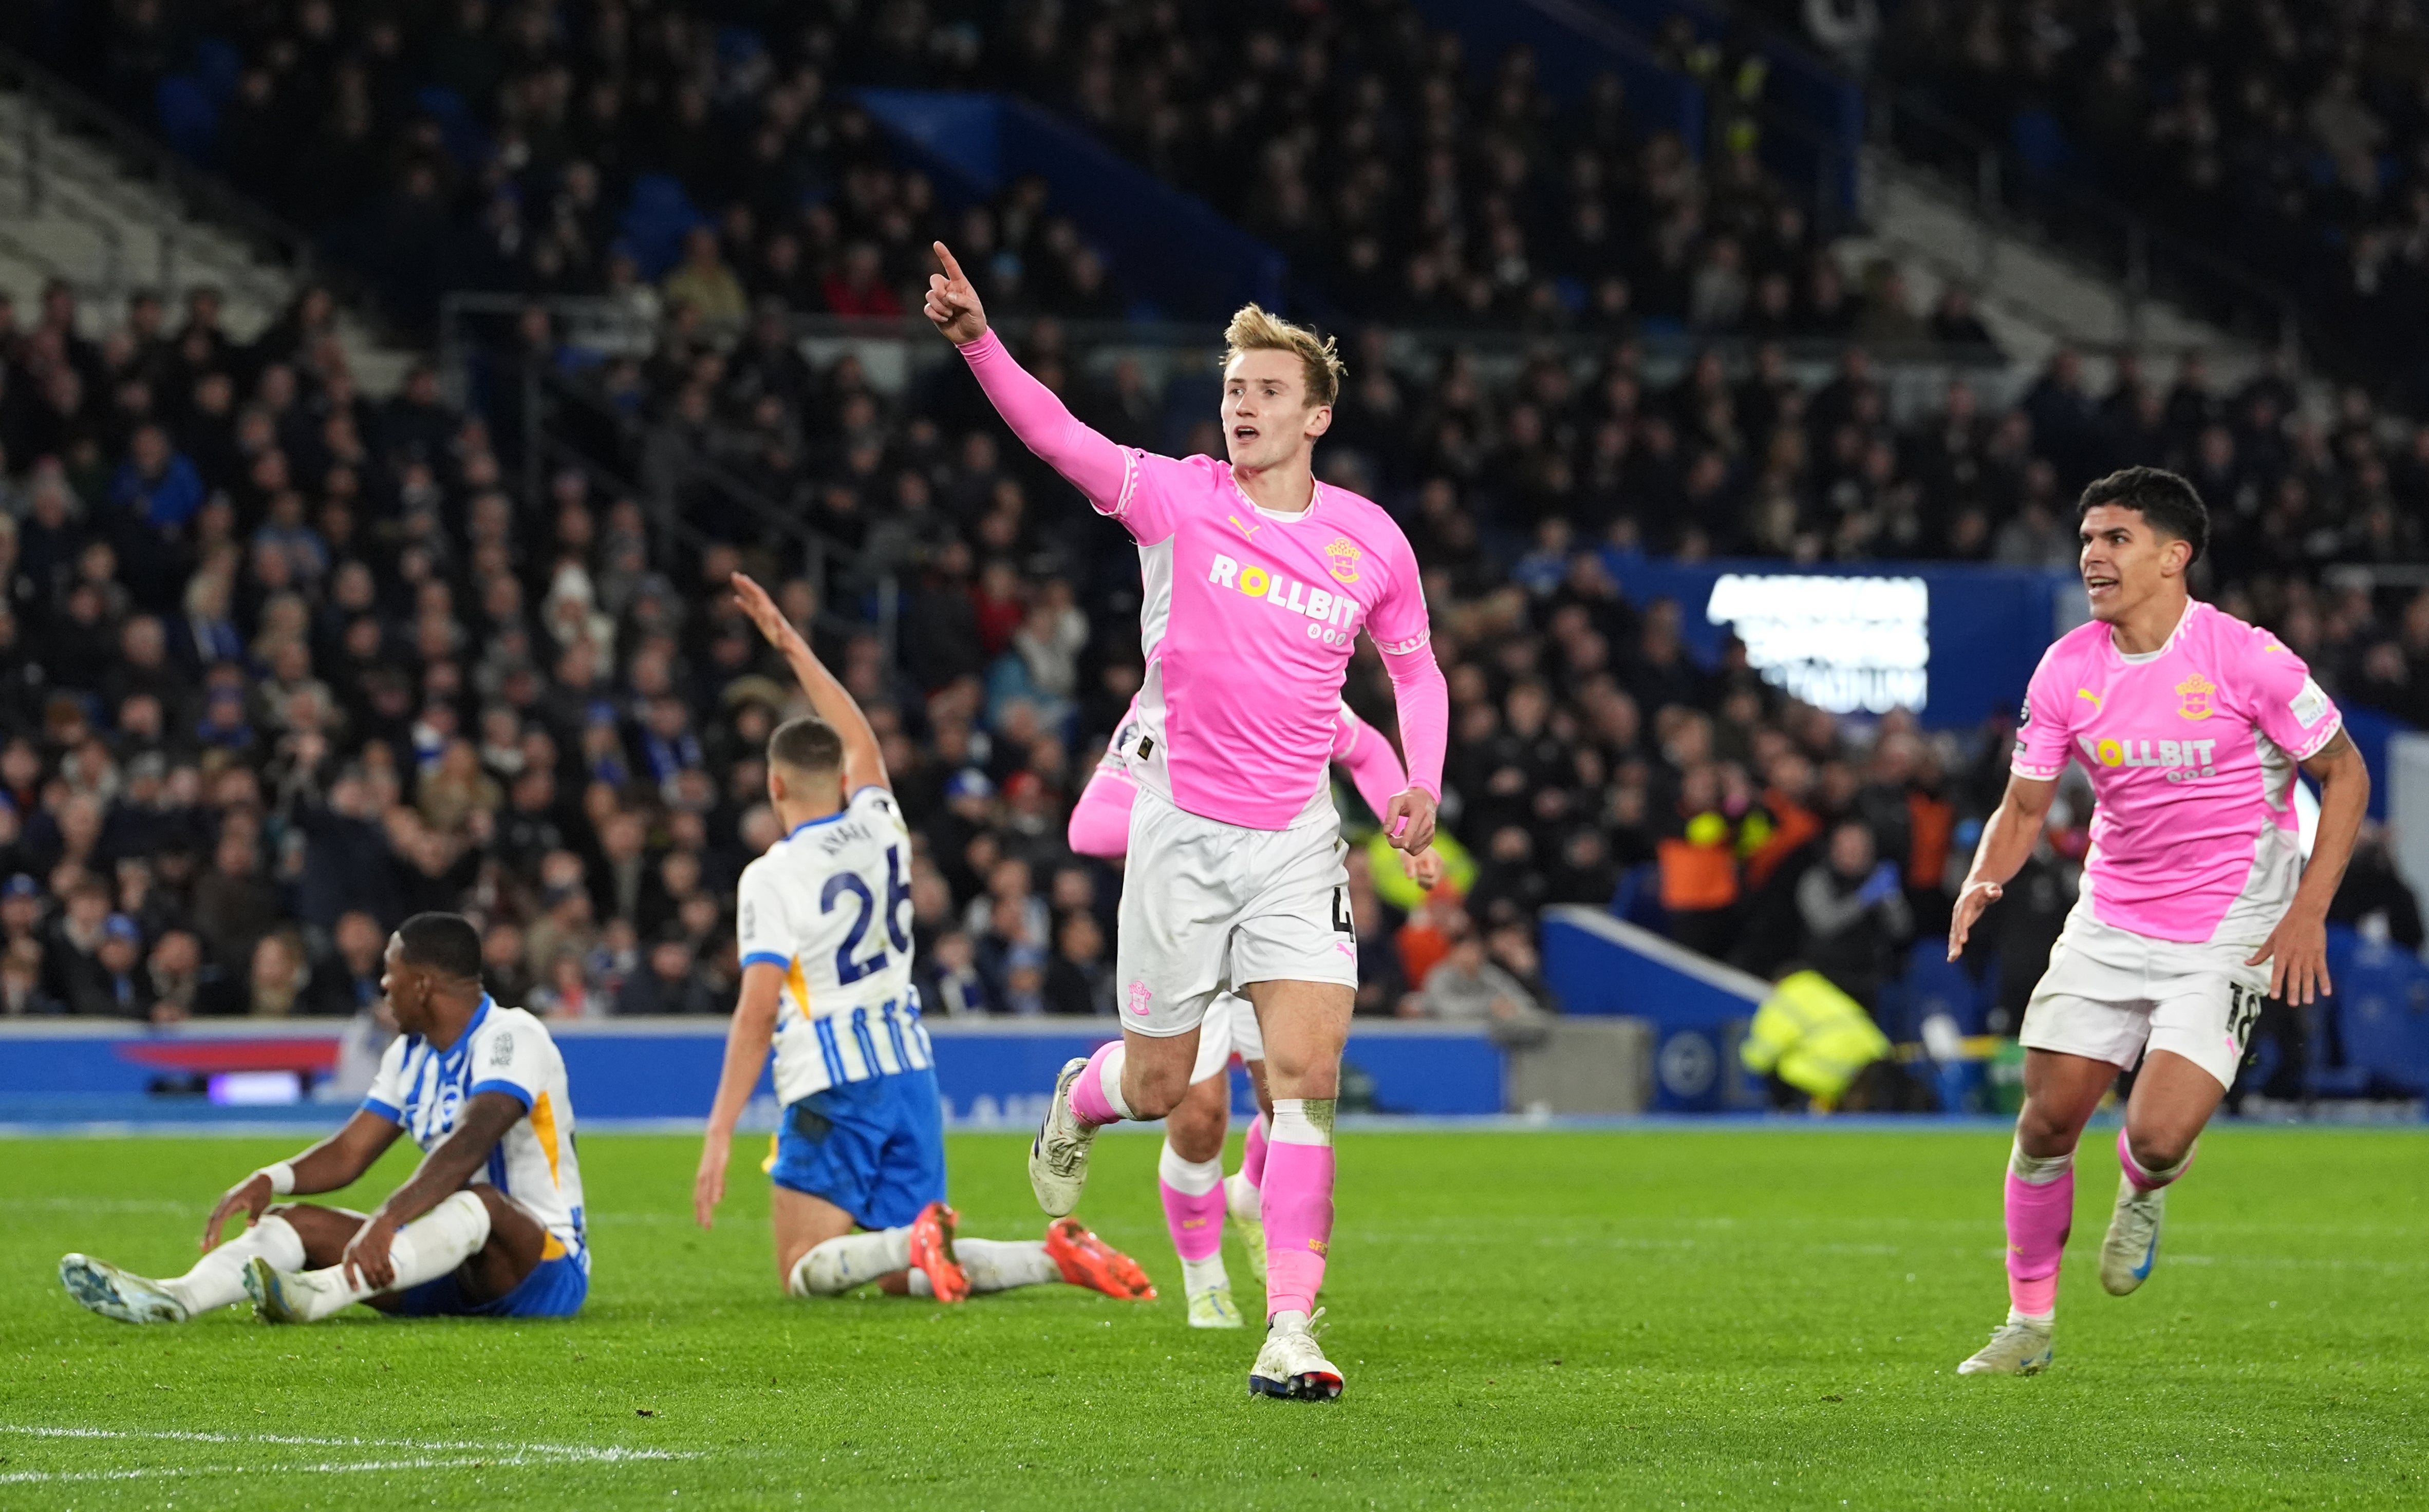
2175,671,2216,721
1323,535,1362,584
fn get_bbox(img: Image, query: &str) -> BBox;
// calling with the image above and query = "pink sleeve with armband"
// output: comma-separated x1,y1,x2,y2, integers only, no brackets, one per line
1330,705,1409,817
957,331,1168,540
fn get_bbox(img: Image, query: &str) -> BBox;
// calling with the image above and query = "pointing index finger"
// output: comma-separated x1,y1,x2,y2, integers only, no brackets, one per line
932,241,967,287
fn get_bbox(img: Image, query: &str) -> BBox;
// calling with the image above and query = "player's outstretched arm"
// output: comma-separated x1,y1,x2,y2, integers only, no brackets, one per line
731,571,886,793
1947,772,2059,960
2249,728,2371,1005
1375,644,1448,855
696,962,783,1228
924,241,1133,515
200,1108,403,1251
339,1091,524,1290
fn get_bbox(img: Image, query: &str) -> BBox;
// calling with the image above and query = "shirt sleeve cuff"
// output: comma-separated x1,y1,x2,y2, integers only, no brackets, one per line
467,1079,535,1111
741,951,791,970
2290,713,2344,762
2010,759,2063,780
360,1098,402,1125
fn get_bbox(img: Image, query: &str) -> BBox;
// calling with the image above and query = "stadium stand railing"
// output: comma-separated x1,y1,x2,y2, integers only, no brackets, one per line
439,292,903,664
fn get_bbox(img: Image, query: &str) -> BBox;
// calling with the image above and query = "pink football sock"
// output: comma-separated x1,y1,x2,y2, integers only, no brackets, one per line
1241,1112,1269,1190
1160,1181,1225,1263
1067,1040,1128,1127
2004,1166,2073,1317
2118,1127,2196,1192
1261,1139,1335,1319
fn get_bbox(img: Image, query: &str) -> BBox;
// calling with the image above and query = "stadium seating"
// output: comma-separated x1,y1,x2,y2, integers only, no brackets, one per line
0,2,2416,1127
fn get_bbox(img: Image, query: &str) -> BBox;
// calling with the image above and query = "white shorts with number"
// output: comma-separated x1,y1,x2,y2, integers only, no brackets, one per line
2020,906,2269,1090
1188,991,1267,1084
1116,785,1357,1040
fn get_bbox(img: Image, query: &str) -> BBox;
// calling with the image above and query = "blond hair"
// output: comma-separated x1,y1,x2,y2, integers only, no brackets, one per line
1221,304,1345,409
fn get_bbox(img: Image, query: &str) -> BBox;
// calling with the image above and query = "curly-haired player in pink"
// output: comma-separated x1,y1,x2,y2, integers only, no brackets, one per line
1948,466,2368,1376
926,243,1448,1400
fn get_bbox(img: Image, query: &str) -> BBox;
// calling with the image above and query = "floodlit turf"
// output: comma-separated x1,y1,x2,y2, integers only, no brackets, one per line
4,1127,2427,1509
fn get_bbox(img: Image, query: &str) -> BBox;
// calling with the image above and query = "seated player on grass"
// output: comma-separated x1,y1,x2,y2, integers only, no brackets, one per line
60,912,590,1325
694,573,1153,1306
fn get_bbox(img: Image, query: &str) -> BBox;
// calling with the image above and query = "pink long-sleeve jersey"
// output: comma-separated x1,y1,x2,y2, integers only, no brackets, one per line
960,330,1444,830
2011,598,2343,943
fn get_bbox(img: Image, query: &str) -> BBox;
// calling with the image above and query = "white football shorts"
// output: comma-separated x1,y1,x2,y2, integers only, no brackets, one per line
1188,990,1267,1084
2020,906,2270,1090
1116,785,1357,1040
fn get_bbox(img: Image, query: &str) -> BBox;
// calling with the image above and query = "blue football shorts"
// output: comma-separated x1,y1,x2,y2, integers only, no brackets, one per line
765,1066,948,1231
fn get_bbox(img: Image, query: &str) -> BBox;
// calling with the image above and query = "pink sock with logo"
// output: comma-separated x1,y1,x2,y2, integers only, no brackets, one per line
1261,1100,1335,1319
1157,1143,1225,1263
2005,1141,2074,1318
1067,1040,1129,1127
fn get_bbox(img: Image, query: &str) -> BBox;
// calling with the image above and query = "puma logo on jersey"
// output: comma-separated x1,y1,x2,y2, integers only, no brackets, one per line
2077,733,2218,779
1227,513,1261,540
1205,553,1362,645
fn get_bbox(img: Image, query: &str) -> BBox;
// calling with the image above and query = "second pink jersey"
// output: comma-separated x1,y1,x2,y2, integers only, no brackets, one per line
1098,451,1430,829
2012,598,2342,943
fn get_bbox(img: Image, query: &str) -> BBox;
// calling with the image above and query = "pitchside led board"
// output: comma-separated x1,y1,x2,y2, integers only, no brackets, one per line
1602,555,2087,731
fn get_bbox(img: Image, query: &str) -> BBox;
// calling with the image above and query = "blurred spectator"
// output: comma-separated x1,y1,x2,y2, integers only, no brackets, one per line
617,928,720,1016
1411,932,1548,1023
1795,821,1913,1011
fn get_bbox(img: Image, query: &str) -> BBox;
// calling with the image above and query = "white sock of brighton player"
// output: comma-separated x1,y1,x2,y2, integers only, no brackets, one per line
159,1213,308,1315
286,1190,494,1321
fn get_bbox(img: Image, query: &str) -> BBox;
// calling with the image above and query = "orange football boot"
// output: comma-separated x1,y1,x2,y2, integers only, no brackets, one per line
1043,1217,1156,1300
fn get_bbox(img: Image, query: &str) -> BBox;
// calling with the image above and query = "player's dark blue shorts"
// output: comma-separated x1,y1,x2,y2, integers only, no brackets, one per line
390,1250,589,1319
766,1066,947,1231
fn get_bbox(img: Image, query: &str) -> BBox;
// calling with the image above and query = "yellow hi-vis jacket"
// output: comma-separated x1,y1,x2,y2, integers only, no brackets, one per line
1740,970,1893,1103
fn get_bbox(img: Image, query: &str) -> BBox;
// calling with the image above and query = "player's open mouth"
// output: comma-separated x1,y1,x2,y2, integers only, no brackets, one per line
2084,575,2118,594
1232,426,1259,443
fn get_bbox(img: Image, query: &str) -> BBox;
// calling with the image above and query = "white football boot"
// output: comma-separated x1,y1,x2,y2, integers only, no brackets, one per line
1956,1319,2053,1376
59,1254,189,1324
1028,1057,1100,1217
244,1257,349,1324
2099,1175,2165,1295
1225,1171,1266,1284
1249,1308,1342,1400
1187,1282,1245,1329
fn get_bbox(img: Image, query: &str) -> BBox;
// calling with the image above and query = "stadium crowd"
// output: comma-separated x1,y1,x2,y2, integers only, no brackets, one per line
1877,0,2429,391
63,0,1992,344
0,250,2425,1037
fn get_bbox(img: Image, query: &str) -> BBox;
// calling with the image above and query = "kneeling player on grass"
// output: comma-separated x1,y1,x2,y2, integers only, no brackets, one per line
694,573,1152,1306
1067,691,1442,1328
1947,467,2368,1375
60,912,591,1325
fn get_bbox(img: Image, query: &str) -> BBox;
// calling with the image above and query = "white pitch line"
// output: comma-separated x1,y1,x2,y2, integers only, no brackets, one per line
0,1458,571,1485
0,1426,686,1463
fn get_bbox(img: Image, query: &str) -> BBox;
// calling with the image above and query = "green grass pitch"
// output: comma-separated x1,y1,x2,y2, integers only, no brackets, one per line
3,1127,2426,1508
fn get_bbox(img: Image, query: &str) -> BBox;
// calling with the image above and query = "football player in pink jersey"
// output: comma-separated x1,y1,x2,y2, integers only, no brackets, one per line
1068,694,1443,1330
925,243,1449,1400
1946,466,2369,1375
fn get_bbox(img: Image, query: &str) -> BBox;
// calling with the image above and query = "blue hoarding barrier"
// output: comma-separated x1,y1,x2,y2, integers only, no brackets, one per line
1540,906,1768,1111
0,1018,1505,1130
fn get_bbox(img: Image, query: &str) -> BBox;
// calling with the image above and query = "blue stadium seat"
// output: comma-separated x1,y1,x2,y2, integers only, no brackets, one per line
618,174,707,280
2009,109,2069,178
413,86,493,172
193,35,245,102
154,76,219,165
2323,928,2429,1096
